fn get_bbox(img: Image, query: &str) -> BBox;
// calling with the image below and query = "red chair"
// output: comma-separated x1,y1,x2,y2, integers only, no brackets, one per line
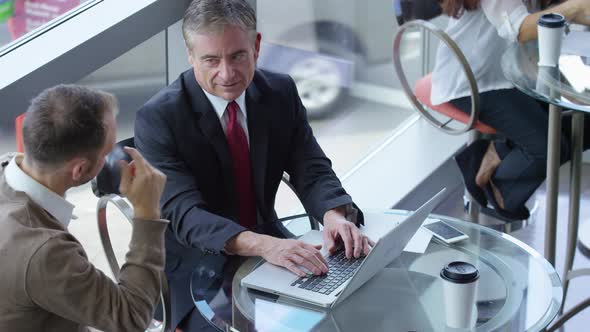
15,113,26,153
414,74,496,135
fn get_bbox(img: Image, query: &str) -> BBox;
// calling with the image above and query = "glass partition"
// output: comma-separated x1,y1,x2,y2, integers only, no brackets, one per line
0,28,165,159
0,0,182,157
77,31,167,141
0,0,97,55
255,0,425,216
0,0,97,151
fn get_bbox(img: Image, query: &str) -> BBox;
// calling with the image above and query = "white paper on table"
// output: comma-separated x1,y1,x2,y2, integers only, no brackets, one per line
360,211,434,254
403,228,434,253
562,31,590,58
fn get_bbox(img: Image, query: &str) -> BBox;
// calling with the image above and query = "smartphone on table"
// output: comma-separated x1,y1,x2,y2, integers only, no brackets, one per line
423,219,468,244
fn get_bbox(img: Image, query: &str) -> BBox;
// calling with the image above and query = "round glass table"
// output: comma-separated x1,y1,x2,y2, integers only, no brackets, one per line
501,41,590,110
190,210,562,331
502,40,590,329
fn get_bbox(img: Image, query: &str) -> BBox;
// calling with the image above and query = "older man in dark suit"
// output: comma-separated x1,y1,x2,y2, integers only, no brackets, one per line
134,0,373,330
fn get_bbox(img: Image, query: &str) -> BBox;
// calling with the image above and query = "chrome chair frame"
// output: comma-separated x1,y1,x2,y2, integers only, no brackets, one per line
97,194,171,332
393,20,480,136
547,268,590,331
94,138,171,332
280,173,320,231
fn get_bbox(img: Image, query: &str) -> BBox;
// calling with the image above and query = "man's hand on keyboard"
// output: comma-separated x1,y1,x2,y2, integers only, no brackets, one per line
323,208,375,259
260,237,329,277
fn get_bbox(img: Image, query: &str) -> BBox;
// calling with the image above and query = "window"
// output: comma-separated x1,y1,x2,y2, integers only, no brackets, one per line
76,31,166,140
256,0,419,215
0,0,97,54
0,0,184,156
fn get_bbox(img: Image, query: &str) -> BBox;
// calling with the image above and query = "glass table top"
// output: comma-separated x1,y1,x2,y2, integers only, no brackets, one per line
501,40,590,112
190,210,562,332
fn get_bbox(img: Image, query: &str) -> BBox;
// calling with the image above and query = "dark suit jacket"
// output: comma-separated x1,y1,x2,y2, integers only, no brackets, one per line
135,69,361,328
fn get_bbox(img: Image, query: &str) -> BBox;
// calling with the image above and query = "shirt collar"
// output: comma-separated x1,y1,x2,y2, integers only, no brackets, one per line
202,89,247,121
5,155,74,228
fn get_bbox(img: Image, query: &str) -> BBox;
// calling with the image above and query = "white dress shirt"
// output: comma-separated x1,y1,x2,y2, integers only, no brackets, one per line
430,0,529,105
5,155,74,228
202,89,250,146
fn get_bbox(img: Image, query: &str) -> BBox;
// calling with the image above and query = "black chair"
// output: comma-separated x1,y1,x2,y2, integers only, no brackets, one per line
278,172,321,233
91,137,171,332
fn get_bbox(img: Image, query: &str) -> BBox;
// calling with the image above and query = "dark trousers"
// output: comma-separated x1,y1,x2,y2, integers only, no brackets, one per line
451,88,590,211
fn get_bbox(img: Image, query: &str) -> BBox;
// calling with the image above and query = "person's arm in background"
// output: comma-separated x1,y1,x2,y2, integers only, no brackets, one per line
481,0,589,44
26,148,168,332
518,0,590,42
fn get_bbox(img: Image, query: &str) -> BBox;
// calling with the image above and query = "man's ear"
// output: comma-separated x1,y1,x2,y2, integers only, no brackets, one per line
70,158,89,182
253,32,262,60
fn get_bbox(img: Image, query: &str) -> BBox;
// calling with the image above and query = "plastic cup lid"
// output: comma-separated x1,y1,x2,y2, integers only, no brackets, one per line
538,13,565,28
440,261,479,284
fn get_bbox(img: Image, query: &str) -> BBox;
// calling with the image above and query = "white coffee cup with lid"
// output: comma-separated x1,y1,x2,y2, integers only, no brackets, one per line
537,13,566,67
440,261,480,329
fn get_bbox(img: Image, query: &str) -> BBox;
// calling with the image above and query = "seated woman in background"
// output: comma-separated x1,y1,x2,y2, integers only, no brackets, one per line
431,0,590,220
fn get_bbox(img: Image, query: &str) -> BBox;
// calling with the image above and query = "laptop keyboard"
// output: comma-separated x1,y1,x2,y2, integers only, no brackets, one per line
290,250,365,295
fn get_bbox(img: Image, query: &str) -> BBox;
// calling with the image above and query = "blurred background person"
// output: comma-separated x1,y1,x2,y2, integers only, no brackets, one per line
431,0,590,220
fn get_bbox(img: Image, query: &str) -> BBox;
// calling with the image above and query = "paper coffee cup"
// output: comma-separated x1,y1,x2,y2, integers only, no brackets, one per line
441,261,479,329
537,13,565,67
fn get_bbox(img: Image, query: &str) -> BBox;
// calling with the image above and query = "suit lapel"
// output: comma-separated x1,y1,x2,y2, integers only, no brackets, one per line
183,71,236,207
246,79,269,214
183,70,270,221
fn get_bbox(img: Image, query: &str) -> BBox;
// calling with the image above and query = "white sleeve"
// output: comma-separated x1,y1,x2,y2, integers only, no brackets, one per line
480,0,529,42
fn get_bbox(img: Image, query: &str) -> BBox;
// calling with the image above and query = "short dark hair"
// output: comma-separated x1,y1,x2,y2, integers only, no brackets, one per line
22,84,117,167
182,0,257,50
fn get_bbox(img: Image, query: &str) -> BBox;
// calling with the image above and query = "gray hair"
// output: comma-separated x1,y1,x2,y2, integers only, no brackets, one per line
182,0,257,51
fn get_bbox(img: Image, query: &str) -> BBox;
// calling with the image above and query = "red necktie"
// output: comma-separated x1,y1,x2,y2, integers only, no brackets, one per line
225,101,257,229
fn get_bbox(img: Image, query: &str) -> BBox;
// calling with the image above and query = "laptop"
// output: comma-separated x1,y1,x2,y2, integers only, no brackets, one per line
241,189,446,308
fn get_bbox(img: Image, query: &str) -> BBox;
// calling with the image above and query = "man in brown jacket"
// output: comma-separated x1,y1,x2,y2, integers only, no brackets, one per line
0,85,168,331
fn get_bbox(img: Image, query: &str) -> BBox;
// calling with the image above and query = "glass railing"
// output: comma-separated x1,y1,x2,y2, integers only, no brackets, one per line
0,0,98,56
